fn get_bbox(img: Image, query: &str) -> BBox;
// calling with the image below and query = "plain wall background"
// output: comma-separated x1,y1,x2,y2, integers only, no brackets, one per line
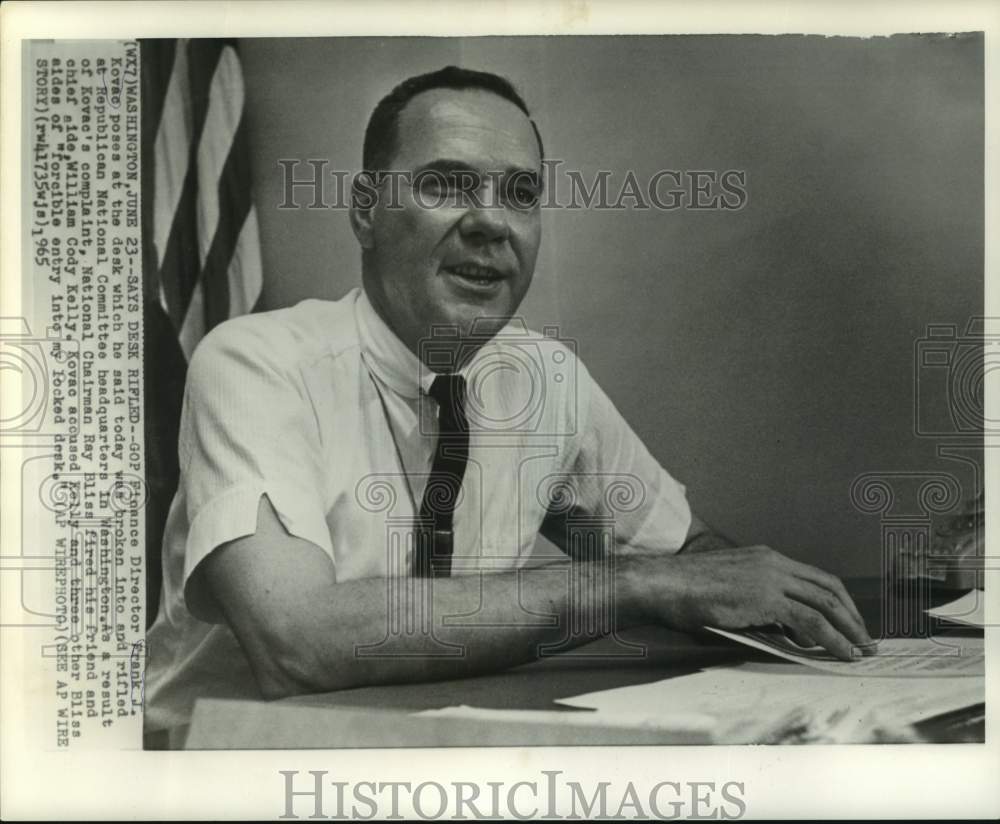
238,35,983,577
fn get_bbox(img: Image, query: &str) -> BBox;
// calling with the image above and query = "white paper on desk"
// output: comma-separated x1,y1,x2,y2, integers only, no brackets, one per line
415,705,717,734
558,661,985,743
704,629,984,676
927,589,986,627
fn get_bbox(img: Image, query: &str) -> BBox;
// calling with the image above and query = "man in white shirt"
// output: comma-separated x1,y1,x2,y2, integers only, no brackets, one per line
145,66,872,734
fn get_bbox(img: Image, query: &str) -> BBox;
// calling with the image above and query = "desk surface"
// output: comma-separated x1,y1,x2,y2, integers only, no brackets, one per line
180,579,985,749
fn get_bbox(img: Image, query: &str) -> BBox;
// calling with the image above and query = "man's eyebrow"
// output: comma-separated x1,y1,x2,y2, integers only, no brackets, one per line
412,158,541,181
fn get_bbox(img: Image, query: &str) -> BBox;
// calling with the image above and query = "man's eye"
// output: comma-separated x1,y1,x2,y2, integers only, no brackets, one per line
452,173,482,193
416,175,444,193
506,183,540,209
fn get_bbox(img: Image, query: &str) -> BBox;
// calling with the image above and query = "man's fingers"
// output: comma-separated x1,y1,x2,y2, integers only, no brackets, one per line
758,546,867,630
782,602,860,662
785,559,871,640
783,578,875,653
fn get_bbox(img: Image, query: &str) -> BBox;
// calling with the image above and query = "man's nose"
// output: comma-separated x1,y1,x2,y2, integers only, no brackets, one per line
457,197,509,244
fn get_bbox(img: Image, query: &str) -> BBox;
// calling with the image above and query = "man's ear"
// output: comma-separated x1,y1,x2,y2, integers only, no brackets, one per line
349,171,378,250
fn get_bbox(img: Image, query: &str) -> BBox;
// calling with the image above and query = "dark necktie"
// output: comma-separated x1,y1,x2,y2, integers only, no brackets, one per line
414,374,469,577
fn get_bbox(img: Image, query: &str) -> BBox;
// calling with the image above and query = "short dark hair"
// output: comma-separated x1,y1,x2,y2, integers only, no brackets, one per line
362,65,544,173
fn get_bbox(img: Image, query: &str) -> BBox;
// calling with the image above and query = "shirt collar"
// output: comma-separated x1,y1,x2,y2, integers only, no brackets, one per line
355,287,439,399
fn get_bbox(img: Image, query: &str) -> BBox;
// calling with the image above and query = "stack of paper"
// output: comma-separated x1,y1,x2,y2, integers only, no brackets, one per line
704,631,984,676
556,631,984,744
557,660,984,743
416,604,986,744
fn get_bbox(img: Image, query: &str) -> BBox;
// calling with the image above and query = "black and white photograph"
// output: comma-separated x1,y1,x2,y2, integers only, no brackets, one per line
141,30,987,748
1,1,997,820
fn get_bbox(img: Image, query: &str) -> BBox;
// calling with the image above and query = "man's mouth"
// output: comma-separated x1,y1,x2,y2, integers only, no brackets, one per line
442,263,507,287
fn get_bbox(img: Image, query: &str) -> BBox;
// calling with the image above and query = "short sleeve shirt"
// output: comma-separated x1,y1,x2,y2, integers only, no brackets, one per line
144,288,691,731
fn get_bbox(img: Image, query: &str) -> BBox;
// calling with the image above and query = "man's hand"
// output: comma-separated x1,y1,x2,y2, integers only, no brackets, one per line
622,545,875,661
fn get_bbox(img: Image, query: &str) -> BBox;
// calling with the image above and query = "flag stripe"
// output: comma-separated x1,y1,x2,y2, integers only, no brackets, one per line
178,280,206,360
227,208,263,316
152,40,191,274
196,46,245,268
201,115,255,330
157,39,225,330
141,39,177,147
140,39,177,305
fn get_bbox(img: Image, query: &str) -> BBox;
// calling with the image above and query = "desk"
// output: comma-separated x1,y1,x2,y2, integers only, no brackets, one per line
179,579,985,749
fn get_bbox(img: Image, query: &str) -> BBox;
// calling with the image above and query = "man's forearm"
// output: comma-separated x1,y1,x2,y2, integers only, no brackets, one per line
249,557,646,699
210,499,872,701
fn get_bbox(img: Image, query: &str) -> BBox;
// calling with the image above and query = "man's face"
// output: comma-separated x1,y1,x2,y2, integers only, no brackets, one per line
359,88,542,364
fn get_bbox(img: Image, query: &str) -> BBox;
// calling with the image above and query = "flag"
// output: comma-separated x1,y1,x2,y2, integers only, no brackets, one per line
144,38,263,353
140,38,263,623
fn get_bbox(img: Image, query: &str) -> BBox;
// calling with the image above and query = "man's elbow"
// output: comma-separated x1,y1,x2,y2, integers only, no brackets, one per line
241,625,354,700
253,652,317,701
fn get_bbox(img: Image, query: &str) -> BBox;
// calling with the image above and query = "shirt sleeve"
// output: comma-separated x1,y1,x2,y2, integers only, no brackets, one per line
177,315,335,619
552,358,692,553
